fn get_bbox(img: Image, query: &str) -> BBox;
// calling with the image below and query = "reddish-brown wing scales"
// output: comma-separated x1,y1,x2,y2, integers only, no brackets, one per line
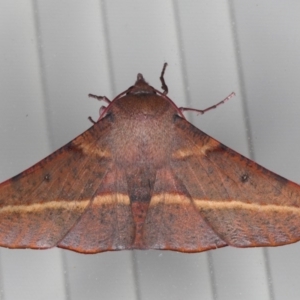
1,66,300,253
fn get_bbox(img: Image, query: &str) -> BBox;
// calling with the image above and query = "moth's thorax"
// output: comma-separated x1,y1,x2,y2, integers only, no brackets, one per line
107,93,178,168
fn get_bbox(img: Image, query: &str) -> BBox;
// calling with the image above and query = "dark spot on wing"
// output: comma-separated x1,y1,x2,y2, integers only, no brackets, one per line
241,174,249,183
44,173,51,182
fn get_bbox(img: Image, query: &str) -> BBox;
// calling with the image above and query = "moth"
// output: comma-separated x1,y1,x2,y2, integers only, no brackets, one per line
0,64,300,254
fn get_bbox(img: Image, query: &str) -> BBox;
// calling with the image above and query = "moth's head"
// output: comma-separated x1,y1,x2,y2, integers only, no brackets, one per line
128,74,156,95
95,67,186,122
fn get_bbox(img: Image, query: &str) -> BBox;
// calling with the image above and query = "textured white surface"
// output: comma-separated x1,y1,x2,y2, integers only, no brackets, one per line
0,1,300,300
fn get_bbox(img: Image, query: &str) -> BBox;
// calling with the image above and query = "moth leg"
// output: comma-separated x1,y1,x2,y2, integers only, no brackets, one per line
88,94,112,122
159,62,169,95
179,92,235,115
88,116,97,124
88,94,112,104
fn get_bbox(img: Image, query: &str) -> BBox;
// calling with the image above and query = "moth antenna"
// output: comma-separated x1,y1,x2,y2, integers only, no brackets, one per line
179,92,235,115
160,63,168,95
88,94,111,104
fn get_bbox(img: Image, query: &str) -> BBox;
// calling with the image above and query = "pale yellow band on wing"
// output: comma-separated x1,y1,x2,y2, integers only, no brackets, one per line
0,200,90,214
93,194,130,205
1,193,296,215
72,138,111,158
150,193,300,214
172,139,220,159
0,194,130,214
193,199,300,215
150,193,191,205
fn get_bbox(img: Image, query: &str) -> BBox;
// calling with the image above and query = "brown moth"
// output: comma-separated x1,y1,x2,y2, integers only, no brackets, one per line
0,64,300,254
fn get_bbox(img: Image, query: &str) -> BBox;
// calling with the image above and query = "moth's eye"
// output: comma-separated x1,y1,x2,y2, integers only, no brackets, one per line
172,114,183,123
105,112,115,122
